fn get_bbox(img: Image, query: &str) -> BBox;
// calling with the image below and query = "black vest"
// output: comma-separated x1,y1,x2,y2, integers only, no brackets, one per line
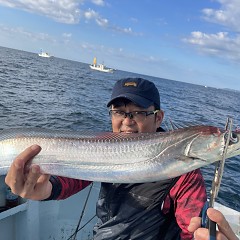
93,178,181,240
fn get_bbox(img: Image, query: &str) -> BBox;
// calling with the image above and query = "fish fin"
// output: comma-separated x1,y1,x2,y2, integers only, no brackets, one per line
163,118,193,131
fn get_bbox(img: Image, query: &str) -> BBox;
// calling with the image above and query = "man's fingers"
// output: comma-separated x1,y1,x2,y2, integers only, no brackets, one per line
17,145,41,166
189,208,238,240
188,217,201,232
193,227,209,240
5,145,41,194
5,145,53,201
207,208,238,240
37,174,51,185
193,227,228,240
34,174,52,200
21,165,41,198
188,217,214,240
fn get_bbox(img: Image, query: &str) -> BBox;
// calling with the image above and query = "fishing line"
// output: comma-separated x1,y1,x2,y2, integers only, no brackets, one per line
67,182,94,240
67,214,96,240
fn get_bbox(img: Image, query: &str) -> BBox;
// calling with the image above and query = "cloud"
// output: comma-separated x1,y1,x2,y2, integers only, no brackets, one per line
183,31,240,62
183,0,240,63
0,24,56,42
84,8,141,35
80,42,116,57
62,33,72,38
202,0,240,32
84,8,108,27
91,0,105,6
0,0,140,36
0,0,83,24
62,32,72,44
84,8,99,20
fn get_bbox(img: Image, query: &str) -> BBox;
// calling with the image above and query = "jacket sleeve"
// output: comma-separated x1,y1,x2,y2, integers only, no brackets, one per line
170,169,207,239
44,175,92,200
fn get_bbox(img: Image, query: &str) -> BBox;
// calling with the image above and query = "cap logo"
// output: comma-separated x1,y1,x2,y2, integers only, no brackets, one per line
124,81,137,87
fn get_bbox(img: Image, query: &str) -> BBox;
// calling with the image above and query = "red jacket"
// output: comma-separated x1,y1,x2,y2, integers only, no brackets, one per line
49,169,206,239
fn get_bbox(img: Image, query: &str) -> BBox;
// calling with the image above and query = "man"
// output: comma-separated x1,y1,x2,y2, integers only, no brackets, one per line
6,78,206,239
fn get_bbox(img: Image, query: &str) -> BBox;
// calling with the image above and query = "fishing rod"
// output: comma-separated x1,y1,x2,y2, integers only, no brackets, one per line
202,118,233,240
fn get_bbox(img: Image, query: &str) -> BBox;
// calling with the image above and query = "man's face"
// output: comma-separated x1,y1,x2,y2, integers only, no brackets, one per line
110,102,164,133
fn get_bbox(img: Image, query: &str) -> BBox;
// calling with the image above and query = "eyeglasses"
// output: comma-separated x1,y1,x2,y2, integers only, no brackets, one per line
109,110,159,121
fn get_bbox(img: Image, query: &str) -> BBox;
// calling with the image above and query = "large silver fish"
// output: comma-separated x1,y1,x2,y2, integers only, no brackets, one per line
0,126,239,183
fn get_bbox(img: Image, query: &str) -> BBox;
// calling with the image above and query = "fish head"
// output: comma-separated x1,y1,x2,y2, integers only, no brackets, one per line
185,126,226,162
185,126,240,162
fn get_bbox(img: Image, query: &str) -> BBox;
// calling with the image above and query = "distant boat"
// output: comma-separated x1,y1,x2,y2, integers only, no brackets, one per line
89,57,114,73
38,49,52,58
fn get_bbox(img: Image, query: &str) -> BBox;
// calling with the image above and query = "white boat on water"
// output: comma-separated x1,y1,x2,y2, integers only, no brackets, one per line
38,50,52,58
89,57,114,73
0,177,239,240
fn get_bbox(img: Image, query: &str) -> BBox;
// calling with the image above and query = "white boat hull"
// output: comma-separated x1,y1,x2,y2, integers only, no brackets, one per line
90,64,114,73
38,52,51,58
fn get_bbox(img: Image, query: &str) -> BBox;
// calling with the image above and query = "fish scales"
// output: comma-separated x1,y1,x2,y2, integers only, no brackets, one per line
0,126,239,183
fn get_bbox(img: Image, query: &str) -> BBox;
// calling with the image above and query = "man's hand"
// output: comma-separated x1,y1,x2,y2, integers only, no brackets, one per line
188,208,238,240
5,145,52,201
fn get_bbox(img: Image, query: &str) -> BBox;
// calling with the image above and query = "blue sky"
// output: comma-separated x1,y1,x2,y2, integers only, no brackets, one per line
0,0,239,90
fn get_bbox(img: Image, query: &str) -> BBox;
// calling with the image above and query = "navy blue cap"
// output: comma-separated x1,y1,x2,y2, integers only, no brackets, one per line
107,78,160,109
